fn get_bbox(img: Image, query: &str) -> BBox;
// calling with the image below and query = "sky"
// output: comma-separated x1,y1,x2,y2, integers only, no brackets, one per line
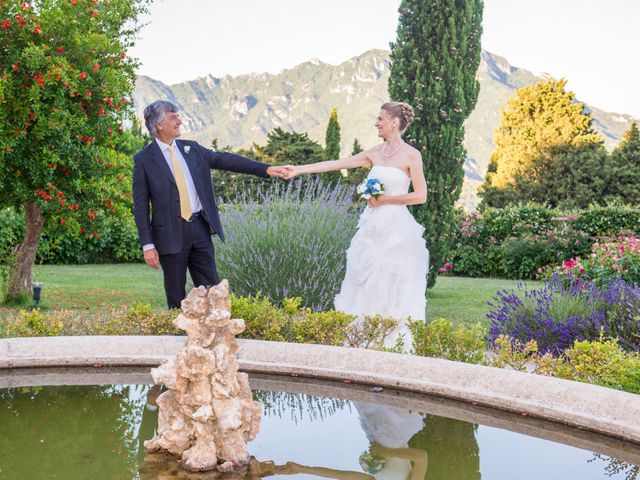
129,0,640,118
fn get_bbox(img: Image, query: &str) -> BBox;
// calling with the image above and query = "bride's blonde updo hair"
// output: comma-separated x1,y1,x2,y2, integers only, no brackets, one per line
381,101,415,132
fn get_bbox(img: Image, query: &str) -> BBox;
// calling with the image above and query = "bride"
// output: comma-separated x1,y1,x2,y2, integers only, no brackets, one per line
283,102,429,350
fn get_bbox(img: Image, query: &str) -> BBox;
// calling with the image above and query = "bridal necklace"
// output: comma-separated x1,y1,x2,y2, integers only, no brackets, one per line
381,141,403,158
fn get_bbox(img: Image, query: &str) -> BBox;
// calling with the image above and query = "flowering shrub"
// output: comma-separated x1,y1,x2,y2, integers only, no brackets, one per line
216,178,359,310
487,274,640,353
586,236,640,285
543,236,640,286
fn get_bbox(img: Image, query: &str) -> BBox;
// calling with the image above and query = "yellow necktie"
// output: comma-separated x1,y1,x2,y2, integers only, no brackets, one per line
168,144,192,220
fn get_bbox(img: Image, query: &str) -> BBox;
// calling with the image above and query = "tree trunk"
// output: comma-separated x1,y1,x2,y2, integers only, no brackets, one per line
6,201,46,300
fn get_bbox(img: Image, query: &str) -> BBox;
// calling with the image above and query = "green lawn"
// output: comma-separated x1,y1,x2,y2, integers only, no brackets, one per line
427,276,538,324
1,264,539,324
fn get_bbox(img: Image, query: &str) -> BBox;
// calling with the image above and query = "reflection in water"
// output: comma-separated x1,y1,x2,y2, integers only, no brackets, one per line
590,454,640,480
0,384,635,480
355,402,427,480
409,415,480,480
0,385,144,479
254,390,350,424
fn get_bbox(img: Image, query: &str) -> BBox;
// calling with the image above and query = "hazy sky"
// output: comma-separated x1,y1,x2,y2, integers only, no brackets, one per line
129,0,640,118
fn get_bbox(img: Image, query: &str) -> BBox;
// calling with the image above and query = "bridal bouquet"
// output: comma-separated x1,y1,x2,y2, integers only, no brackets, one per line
356,177,384,200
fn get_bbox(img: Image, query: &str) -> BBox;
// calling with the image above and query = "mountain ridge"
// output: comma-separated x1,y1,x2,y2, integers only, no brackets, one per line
133,49,637,209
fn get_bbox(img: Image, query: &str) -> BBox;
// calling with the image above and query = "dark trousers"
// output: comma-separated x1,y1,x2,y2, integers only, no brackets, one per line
158,215,220,309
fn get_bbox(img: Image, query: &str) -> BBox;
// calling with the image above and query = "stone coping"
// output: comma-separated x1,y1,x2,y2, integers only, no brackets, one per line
1,335,640,451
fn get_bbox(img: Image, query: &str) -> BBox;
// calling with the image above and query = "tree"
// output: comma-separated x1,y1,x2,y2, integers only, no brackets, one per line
255,127,324,164
324,107,341,160
605,122,640,204
510,142,608,209
388,0,483,287
480,78,602,207
0,0,149,299
351,138,363,156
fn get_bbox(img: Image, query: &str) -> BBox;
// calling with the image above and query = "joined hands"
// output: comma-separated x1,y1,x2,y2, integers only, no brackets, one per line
266,165,298,180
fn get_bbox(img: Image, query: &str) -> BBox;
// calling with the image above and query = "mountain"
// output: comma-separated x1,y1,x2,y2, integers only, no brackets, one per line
133,49,637,210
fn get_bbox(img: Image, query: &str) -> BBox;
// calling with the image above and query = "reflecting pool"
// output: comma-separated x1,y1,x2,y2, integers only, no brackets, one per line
0,382,638,480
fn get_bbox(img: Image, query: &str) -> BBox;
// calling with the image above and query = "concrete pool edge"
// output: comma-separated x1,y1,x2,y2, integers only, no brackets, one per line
1,335,639,446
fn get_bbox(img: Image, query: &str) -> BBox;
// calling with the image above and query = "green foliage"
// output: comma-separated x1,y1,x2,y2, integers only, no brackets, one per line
575,204,640,237
496,142,609,209
605,122,640,205
101,302,179,336
448,204,640,280
343,314,399,350
256,127,324,164
481,78,603,206
411,317,486,363
500,235,557,280
324,107,341,159
5,308,63,337
351,138,363,155
0,200,142,264
216,179,359,310
389,0,483,287
0,0,149,296
489,335,562,375
232,293,392,347
555,337,640,394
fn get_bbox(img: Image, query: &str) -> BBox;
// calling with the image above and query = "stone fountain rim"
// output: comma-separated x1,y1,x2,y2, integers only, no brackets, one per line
1,335,639,449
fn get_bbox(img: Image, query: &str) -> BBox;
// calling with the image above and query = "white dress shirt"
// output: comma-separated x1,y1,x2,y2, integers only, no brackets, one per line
142,138,203,251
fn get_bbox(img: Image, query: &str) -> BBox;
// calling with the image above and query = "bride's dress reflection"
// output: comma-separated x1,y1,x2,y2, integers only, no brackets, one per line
354,402,427,480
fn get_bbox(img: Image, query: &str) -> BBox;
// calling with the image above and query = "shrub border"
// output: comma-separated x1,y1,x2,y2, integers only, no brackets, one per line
1,335,639,447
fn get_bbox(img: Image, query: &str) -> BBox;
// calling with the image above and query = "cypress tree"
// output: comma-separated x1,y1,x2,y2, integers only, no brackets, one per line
325,108,341,159
351,138,363,156
388,0,483,287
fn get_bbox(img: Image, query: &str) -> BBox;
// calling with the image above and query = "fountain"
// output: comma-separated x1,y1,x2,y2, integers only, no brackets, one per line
144,281,261,472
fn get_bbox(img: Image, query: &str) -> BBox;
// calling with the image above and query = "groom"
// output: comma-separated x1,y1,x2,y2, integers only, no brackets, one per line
133,100,286,309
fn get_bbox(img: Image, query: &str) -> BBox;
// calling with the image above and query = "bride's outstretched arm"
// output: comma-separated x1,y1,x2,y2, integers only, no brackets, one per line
282,150,371,179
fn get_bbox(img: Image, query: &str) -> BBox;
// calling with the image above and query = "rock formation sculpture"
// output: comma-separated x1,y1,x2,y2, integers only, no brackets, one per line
144,280,261,472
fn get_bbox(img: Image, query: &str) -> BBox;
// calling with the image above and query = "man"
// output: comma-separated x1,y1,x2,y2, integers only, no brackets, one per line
133,100,285,309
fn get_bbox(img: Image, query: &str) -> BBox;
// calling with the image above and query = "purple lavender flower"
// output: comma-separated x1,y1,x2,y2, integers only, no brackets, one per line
487,273,640,353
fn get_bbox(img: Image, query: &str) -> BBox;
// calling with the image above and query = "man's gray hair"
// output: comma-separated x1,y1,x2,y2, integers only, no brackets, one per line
143,100,178,137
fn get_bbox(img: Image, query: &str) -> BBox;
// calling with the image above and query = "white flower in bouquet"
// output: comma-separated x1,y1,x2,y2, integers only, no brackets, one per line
357,177,384,201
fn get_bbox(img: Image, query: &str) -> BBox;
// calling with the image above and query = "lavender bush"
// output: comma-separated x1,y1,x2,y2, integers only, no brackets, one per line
487,274,640,353
215,178,359,310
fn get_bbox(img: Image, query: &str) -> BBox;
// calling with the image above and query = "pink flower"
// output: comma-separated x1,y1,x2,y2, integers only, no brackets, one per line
444,263,453,270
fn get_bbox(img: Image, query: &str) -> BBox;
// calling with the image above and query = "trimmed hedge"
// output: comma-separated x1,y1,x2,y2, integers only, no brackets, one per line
448,204,640,280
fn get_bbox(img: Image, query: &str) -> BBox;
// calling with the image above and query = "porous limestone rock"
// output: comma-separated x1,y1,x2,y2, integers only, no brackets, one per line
144,280,261,472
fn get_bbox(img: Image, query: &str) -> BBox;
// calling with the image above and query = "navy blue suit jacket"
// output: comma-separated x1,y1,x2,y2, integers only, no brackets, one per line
132,139,269,255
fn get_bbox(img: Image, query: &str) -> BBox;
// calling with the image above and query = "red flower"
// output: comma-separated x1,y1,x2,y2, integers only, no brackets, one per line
15,13,25,25
78,71,87,79
85,90,92,97
57,47,64,54
93,64,100,71
1,20,10,29
71,0,76,4
33,24,41,34
4,146,10,152
12,63,19,71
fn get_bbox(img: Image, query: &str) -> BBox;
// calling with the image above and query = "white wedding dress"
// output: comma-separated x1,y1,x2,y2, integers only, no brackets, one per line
334,165,429,350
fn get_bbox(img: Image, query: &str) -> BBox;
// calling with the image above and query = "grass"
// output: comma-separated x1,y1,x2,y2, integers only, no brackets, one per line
0,264,538,325
427,276,540,325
